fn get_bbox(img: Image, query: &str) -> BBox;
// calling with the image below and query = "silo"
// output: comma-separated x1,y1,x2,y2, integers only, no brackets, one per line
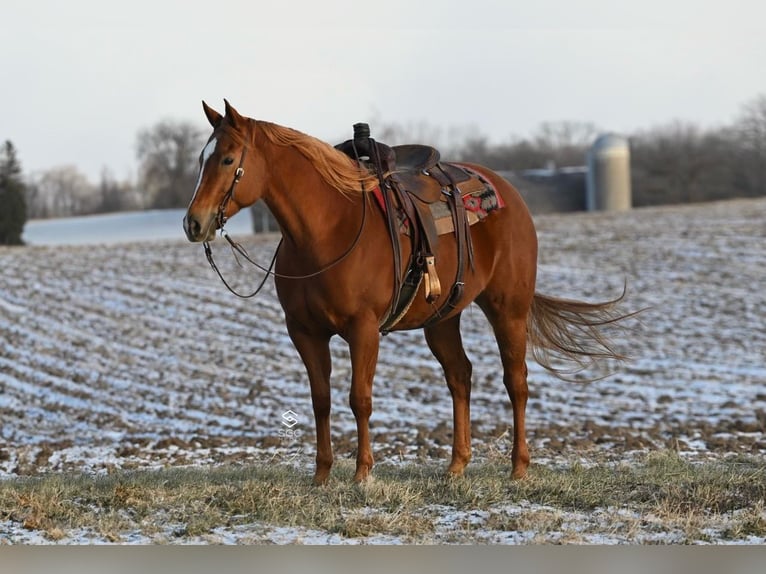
586,133,632,211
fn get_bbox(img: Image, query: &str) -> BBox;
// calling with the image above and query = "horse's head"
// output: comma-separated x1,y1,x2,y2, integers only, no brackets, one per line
183,100,265,242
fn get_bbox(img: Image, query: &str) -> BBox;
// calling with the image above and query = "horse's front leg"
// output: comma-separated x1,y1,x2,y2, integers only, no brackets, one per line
343,317,380,482
286,320,333,485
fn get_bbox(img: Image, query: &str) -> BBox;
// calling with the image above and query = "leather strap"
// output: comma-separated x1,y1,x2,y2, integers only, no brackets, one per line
421,164,474,327
215,147,247,230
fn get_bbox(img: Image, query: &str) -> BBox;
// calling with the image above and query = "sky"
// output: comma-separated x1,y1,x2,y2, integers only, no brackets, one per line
1,0,765,181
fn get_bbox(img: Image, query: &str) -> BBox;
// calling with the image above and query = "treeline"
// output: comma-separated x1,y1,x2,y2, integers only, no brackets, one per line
21,120,205,219
383,93,766,207
7,93,766,222
1,119,208,244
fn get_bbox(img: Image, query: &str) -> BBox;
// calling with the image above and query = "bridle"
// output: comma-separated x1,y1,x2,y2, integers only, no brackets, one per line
201,145,369,299
212,147,247,231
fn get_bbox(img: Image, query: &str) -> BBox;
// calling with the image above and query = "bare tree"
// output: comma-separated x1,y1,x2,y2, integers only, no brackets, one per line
630,121,734,206
732,93,766,196
94,168,140,214
375,119,445,149
28,166,95,217
532,121,600,168
452,121,598,171
136,120,204,209
24,180,45,219
366,118,484,160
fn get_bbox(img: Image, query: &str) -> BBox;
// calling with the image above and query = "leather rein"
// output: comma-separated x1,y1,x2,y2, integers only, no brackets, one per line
202,146,368,299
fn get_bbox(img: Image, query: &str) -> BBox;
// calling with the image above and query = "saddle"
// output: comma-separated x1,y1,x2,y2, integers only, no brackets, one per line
336,123,477,332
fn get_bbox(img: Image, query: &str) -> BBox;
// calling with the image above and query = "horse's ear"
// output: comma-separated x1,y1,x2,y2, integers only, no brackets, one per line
202,101,223,128
223,99,245,129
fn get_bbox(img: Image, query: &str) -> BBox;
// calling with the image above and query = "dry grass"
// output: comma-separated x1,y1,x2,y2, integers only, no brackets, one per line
1,451,764,543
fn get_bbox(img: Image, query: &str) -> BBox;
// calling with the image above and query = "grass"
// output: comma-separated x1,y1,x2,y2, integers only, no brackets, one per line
1,451,764,544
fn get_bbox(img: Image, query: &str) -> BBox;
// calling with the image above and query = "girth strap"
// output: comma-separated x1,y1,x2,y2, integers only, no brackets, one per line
421,165,474,328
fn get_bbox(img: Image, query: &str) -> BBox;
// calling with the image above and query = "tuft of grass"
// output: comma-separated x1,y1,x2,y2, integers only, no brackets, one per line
0,451,764,543
720,501,766,540
485,507,565,534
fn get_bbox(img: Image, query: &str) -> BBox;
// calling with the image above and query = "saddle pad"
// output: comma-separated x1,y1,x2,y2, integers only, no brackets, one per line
432,183,503,234
372,167,505,236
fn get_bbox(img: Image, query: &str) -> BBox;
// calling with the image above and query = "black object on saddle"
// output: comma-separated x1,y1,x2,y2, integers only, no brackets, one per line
335,123,395,172
335,123,474,332
335,124,440,175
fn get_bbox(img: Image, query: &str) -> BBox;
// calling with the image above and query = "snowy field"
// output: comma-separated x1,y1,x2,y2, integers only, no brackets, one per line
22,208,253,246
1,198,765,543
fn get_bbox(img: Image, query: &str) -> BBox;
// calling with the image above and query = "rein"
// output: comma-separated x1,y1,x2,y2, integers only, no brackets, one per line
202,147,369,299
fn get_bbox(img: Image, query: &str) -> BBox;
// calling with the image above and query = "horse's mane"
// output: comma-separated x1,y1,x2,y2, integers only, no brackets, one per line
256,121,378,194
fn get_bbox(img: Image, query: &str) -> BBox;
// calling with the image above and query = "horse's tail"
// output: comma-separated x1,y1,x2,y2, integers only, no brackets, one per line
527,288,635,381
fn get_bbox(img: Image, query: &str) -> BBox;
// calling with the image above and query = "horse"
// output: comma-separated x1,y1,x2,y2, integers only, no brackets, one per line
183,100,628,485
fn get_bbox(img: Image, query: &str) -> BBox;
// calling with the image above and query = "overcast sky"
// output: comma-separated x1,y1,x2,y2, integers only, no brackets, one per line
2,1,765,181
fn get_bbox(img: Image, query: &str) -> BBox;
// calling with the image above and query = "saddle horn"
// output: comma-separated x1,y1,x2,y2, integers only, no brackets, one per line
335,122,396,173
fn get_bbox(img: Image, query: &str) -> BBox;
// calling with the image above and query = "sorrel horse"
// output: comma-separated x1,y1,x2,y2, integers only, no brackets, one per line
184,100,627,484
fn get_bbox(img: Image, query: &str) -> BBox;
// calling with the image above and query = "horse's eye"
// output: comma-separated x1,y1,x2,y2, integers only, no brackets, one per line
222,157,235,166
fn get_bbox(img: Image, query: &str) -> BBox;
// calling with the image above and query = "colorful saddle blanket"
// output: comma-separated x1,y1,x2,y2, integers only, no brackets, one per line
371,165,505,236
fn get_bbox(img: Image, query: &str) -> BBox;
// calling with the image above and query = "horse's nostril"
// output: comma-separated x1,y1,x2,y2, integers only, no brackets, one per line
183,215,202,240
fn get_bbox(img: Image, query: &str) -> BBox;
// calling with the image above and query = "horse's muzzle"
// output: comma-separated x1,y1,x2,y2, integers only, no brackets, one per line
183,213,215,242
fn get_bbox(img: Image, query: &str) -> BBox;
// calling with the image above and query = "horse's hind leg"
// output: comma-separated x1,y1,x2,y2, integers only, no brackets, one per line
476,297,531,479
424,313,473,476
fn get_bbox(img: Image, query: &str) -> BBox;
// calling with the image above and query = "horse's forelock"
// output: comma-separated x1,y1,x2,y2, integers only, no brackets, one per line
213,122,250,149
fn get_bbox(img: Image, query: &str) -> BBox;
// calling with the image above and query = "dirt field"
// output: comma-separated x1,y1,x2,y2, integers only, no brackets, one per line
1,198,765,543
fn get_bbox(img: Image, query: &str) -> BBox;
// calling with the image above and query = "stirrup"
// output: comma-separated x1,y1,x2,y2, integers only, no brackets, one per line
423,255,441,303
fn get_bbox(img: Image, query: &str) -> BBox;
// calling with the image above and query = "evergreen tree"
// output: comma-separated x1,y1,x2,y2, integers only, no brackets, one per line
0,140,27,245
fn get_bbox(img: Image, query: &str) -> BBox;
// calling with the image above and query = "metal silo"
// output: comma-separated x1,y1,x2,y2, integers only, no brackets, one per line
586,134,632,211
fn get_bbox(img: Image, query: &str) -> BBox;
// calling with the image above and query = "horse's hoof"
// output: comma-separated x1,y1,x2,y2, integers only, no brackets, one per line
447,460,468,477
353,467,371,483
313,469,331,486
511,466,529,480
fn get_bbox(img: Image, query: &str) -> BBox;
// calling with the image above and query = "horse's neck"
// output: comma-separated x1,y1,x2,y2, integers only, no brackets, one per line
261,143,356,251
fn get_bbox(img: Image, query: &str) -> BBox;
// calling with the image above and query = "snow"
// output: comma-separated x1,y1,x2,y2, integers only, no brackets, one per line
22,208,253,246
1,198,765,544
3,503,764,545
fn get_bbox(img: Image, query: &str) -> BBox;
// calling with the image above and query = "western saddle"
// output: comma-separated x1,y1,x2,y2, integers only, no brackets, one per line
336,123,476,332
